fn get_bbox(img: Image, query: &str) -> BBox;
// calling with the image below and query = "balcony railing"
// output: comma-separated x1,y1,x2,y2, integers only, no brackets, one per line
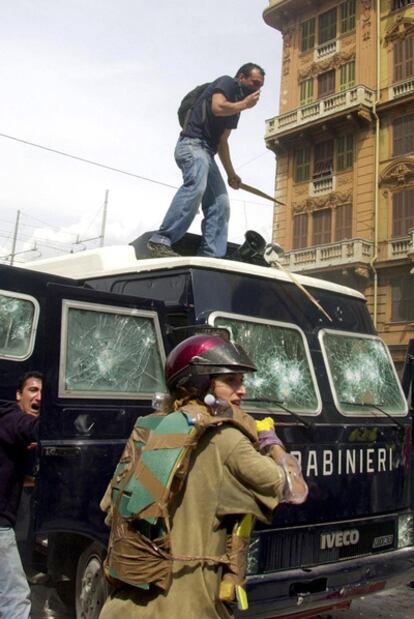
387,229,414,259
315,39,338,60
281,239,374,272
390,78,414,100
311,175,334,196
265,86,375,140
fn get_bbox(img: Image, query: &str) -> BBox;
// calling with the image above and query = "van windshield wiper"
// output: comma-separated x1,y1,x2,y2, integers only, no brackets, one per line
339,400,406,430
243,397,314,430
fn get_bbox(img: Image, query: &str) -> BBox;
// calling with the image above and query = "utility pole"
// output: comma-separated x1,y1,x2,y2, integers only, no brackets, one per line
10,209,20,265
100,189,108,247
72,189,109,250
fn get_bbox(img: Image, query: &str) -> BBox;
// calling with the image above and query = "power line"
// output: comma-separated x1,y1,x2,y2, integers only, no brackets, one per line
35,241,74,253
238,151,268,170
0,227,74,249
0,132,178,190
20,211,79,238
0,131,273,207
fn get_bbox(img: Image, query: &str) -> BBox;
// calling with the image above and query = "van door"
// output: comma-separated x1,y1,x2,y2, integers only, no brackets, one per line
34,282,167,543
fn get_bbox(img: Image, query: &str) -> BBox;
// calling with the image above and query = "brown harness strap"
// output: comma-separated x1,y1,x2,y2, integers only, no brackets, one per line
132,460,168,505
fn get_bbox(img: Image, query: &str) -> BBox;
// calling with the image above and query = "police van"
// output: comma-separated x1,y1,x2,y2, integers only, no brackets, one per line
1,232,413,619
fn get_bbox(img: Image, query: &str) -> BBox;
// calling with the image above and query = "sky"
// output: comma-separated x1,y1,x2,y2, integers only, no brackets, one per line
0,0,282,262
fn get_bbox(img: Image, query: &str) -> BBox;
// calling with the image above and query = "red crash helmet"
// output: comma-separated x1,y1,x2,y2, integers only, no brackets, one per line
165,334,256,393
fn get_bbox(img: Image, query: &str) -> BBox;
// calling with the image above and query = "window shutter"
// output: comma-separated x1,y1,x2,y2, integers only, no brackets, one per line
336,135,354,170
314,140,334,176
335,204,352,241
313,210,332,245
394,37,414,81
293,214,308,249
393,117,405,156
295,146,311,182
301,18,315,52
319,8,337,44
340,0,356,33
395,40,403,82
318,70,336,98
393,189,414,237
300,79,314,105
340,61,355,90
405,36,414,78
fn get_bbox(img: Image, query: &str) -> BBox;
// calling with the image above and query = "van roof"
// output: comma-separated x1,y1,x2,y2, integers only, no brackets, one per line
22,245,365,300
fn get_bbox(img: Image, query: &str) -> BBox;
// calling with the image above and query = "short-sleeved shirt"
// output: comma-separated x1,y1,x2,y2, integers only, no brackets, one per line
181,75,242,152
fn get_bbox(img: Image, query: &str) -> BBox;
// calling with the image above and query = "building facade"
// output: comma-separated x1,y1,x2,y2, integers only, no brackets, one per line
263,0,414,369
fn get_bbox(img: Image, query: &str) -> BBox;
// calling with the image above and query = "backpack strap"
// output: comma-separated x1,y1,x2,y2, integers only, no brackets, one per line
181,83,210,133
180,402,258,446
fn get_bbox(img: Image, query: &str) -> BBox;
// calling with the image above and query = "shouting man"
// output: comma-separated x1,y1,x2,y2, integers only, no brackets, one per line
0,371,42,619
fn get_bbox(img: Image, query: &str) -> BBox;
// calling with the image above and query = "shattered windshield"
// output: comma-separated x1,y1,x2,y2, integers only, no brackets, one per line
320,330,407,415
61,302,166,398
210,314,320,414
0,292,37,360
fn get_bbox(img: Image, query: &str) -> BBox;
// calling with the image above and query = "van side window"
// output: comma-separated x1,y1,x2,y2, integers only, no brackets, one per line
0,291,39,360
210,313,321,414
320,330,407,415
59,300,166,398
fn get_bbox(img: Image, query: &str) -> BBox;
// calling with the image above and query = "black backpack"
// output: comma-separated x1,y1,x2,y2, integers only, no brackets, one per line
177,82,210,129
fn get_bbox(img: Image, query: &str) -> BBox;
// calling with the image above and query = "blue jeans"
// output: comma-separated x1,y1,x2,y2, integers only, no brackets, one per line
150,137,230,257
0,527,31,619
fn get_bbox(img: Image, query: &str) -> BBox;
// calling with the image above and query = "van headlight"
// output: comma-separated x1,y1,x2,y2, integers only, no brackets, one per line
398,513,414,549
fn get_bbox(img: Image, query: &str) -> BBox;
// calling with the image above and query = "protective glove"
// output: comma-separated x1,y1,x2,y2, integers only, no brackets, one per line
256,417,308,505
256,416,285,451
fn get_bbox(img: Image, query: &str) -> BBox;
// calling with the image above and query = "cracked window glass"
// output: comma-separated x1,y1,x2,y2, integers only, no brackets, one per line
63,306,166,396
212,316,319,413
0,293,36,359
322,331,406,414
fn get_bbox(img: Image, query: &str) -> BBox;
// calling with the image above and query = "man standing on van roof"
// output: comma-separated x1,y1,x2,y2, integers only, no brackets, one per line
0,371,42,619
147,63,265,259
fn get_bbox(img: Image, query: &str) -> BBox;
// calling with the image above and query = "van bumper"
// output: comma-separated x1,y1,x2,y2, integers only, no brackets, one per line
241,546,414,619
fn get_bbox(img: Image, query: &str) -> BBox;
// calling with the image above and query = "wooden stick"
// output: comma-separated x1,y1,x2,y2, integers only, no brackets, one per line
283,267,333,322
239,182,285,206
265,247,332,321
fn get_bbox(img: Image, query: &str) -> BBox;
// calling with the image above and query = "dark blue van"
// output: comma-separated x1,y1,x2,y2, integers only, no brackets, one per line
1,236,413,619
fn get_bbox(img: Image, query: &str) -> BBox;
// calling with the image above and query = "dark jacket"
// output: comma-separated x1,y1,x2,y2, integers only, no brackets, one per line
0,402,39,527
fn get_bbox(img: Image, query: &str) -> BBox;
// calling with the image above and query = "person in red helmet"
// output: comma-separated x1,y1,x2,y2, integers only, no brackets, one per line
100,334,307,619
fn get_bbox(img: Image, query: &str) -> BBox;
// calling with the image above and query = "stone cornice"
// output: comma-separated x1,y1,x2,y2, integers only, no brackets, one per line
298,48,356,80
384,15,414,47
292,191,353,213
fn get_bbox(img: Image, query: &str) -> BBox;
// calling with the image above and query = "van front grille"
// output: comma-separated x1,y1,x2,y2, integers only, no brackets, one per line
258,517,397,573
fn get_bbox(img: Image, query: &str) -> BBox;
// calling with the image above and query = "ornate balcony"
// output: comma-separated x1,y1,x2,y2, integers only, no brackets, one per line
387,229,414,260
265,86,375,142
390,77,414,100
315,39,338,61
281,239,374,272
310,175,335,196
